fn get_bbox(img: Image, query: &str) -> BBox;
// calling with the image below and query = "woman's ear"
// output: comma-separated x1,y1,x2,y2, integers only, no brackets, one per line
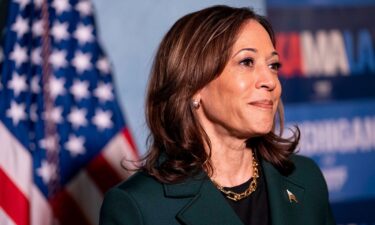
191,92,202,109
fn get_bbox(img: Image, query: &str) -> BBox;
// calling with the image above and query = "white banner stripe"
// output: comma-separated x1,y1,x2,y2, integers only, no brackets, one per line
30,185,53,225
0,122,32,197
0,208,16,225
0,122,53,225
67,171,103,225
102,132,137,179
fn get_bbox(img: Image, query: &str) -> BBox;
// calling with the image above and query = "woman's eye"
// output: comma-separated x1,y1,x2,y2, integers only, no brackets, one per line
239,58,254,67
269,62,282,72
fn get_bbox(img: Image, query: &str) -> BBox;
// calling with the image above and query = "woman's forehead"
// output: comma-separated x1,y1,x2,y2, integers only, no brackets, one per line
231,20,275,55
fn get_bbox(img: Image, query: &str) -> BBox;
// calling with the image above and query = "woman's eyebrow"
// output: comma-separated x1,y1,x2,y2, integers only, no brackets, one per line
232,49,279,59
266,51,279,60
232,48,257,58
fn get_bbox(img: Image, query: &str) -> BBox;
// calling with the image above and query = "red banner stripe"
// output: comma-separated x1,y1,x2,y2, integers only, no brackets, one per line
0,169,30,225
122,128,139,159
86,154,122,193
50,189,91,225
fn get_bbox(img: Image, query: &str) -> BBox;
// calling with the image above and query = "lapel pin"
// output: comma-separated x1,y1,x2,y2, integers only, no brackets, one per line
286,189,298,203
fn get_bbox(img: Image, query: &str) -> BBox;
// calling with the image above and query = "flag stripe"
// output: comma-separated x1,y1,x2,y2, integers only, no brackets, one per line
67,171,103,225
50,189,91,225
0,208,16,225
0,169,29,225
103,131,138,179
122,128,138,157
86,153,122,193
30,186,53,225
0,122,32,197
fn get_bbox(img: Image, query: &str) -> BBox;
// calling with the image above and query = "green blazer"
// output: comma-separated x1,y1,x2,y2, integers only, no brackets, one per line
99,155,336,225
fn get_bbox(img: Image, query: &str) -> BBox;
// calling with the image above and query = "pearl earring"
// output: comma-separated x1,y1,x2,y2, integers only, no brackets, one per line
191,99,200,109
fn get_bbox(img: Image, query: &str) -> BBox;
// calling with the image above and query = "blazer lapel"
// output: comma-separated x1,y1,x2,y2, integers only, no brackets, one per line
262,161,305,225
164,174,243,225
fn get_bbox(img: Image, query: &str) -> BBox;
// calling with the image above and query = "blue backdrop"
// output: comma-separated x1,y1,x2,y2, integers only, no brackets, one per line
266,0,375,224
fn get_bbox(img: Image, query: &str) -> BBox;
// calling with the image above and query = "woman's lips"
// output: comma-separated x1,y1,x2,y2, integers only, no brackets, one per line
248,100,273,109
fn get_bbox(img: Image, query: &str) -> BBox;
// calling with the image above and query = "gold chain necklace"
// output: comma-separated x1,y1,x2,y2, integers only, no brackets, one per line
211,153,259,202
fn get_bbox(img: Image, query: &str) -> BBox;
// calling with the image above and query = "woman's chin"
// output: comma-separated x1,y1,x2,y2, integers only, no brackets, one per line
249,126,273,137
235,127,273,139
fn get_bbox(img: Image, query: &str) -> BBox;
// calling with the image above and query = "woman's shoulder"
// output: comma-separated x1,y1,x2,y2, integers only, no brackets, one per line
288,154,328,189
290,154,320,170
100,172,167,224
110,171,164,197
101,172,165,215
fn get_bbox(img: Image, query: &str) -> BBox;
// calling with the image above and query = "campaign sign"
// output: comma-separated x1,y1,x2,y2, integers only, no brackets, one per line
266,1,375,224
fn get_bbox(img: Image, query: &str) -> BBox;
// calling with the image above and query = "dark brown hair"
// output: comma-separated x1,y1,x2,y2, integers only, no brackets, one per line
142,5,300,183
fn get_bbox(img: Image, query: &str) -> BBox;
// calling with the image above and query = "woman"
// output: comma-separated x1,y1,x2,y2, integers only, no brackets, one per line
100,5,335,225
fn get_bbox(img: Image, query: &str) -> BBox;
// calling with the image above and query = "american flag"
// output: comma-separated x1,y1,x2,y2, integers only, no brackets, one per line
0,0,139,224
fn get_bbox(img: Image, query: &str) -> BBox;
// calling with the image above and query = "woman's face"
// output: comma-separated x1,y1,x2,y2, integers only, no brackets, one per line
196,20,281,139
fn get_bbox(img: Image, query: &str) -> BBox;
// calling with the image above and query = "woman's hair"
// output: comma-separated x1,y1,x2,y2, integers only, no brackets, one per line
142,5,300,183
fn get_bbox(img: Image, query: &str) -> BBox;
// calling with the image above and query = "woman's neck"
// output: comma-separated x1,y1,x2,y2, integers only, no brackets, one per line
207,134,255,188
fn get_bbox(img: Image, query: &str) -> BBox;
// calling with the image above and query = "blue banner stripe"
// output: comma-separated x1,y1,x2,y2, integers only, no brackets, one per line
267,6,375,30
332,198,375,223
267,0,375,8
280,75,375,103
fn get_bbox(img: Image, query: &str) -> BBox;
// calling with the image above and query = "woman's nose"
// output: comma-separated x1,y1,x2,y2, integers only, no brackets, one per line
255,66,277,91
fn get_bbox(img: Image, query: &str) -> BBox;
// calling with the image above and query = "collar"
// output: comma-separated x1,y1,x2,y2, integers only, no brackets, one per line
262,159,306,225
162,171,243,225
163,172,206,198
